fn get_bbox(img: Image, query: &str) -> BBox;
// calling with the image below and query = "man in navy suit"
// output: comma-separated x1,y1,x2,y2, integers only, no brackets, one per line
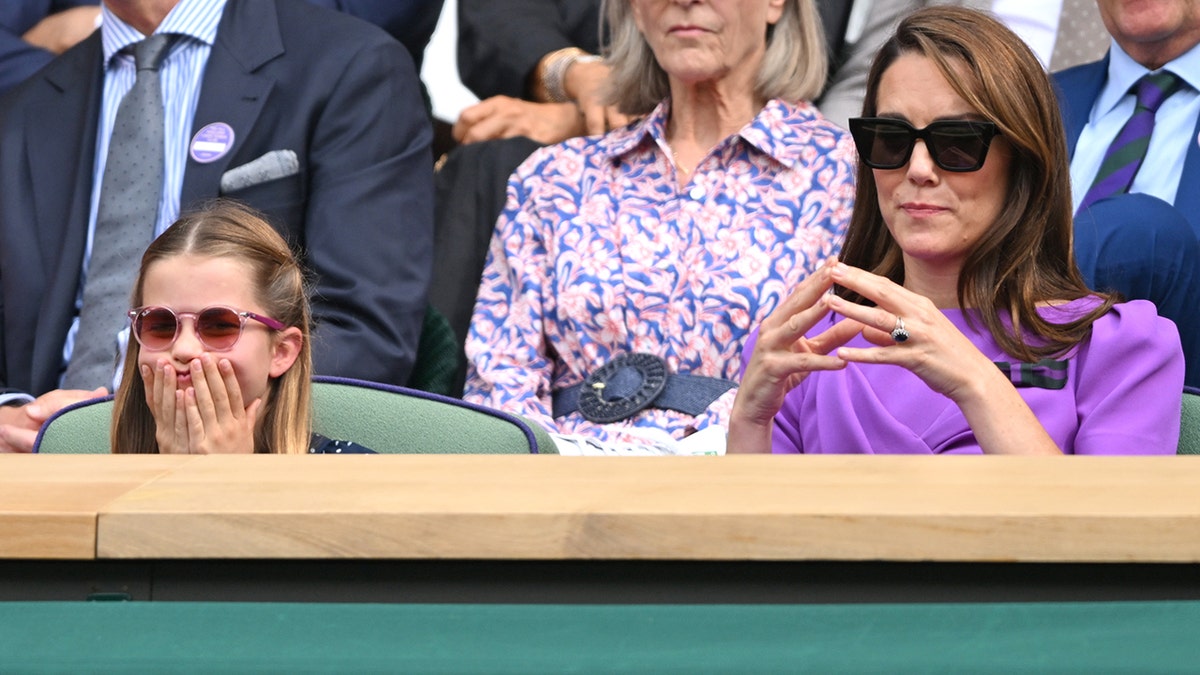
0,0,433,450
1054,0,1200,387
1056,0,1200,232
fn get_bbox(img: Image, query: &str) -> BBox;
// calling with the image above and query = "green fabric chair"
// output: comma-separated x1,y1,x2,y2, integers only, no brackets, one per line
1180,386,1200,455
309,376,554,454
31,395,115,454
33,377,555,454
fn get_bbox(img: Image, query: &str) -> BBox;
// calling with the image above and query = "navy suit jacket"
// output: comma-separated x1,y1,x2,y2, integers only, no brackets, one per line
303,0,443,74
1055,55,1200,238
0,0,433,397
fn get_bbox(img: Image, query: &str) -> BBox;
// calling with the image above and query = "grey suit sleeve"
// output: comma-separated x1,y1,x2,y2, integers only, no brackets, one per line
817,0,929,128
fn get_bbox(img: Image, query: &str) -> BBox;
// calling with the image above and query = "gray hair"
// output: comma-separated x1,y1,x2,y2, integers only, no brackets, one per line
602,0,828,115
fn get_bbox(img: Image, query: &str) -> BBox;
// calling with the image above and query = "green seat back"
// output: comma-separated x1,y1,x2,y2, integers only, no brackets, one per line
1180,387,1200,455
33,397,114,454
310,377,554,454
35,378,556,454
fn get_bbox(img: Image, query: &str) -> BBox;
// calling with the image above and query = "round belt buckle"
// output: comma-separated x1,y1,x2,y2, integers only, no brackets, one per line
577,353,668,424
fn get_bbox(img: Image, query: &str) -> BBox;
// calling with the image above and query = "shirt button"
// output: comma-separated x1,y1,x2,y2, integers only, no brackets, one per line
688,185,705,200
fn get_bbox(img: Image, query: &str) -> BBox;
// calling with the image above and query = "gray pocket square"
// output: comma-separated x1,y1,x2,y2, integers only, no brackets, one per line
219,149,300,193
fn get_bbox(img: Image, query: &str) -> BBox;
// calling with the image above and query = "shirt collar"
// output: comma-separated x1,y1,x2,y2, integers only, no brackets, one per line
101,0,227,67
1097,39,1200,117
593,98,820,169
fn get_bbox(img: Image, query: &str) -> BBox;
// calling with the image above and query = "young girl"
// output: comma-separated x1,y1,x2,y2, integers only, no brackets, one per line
111,201,371,454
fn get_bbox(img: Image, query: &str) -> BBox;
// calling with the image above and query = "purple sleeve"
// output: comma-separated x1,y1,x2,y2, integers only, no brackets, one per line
1071,300,1184,454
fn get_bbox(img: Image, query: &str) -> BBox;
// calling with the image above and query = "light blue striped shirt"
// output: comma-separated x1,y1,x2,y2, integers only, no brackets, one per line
62,0,227,389
1070,40,1200,213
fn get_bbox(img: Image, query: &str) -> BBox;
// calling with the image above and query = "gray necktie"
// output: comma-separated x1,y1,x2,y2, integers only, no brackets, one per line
62,34,172,390
1049,0,1110,72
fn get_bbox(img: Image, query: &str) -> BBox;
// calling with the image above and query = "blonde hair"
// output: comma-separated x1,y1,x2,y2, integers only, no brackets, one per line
111,200,313,454
602,0,828,115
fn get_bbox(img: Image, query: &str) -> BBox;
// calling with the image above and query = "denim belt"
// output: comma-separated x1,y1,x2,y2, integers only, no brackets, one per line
551,353,736,424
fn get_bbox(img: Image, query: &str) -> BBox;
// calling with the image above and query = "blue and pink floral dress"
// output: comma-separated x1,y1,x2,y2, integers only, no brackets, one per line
465,98,857,443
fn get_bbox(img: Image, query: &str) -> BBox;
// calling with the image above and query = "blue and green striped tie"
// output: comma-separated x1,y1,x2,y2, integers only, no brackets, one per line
1077,70,1184,213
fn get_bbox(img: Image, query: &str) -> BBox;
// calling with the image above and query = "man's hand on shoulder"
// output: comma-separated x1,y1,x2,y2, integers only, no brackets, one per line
22,6,102,55
0,387,108,453
452,96,585,146
563,60,631,136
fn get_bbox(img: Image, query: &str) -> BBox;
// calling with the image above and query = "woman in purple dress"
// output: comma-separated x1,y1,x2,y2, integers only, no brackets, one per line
728,7,1185,455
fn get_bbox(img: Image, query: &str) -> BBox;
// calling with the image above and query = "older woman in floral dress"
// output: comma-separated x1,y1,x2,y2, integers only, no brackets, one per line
464,0,856,453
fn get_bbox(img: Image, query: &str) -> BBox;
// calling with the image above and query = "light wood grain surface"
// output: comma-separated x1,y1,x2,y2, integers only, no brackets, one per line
87,454,1200,562
0,455,189,559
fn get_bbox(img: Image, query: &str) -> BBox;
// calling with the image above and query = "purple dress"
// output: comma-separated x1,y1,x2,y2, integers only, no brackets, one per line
742,298,1184,454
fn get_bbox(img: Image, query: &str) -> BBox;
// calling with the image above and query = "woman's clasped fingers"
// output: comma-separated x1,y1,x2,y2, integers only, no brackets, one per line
761,260,838,344
822,267,989,398
821,293,916,349
828,262,914,310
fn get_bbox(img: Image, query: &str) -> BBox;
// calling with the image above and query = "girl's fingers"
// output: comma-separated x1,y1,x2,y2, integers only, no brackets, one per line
189,357,221,430
165,360,181,413
157,362,177,431
140,363,155,411
217,358,245,418
160,388,188,454
183,387,207,454
200,354,233,417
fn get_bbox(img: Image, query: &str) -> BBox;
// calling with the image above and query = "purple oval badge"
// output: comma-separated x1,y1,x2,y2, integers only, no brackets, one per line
190,122,235,163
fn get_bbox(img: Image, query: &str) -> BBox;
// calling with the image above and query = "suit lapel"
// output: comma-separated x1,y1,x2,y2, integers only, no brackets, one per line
27,34,105,391
180,0,284,208
1053,56,1110,159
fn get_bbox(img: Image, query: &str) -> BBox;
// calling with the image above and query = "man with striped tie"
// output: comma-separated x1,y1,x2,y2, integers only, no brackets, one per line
1056,0,1200,387
0,0,434,451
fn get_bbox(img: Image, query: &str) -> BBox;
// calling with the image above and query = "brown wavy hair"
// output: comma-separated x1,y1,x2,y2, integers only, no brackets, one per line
111,200,313,454
838,6,1114,360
